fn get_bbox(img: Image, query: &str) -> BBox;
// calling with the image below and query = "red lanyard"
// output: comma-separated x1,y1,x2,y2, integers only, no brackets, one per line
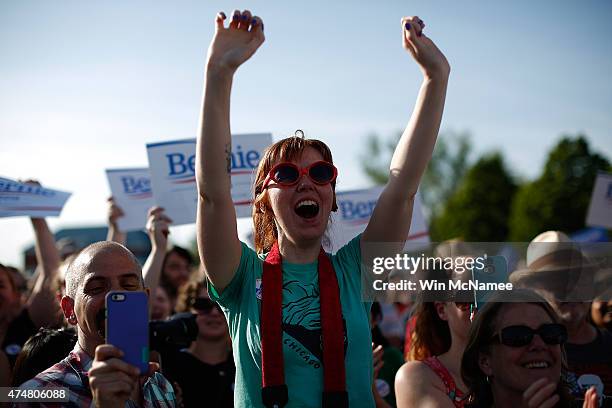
261,242,348,408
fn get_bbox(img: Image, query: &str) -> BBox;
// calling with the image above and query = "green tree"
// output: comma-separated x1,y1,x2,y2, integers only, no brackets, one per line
509,136,611,241
360,130,472,220
430,153,517,241
360,131,400,186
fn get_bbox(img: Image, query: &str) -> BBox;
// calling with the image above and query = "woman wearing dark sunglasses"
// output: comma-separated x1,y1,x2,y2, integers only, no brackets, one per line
196,8,449,408
461,290,599,408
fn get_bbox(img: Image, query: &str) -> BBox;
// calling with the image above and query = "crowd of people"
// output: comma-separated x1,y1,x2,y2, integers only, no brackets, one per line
1,8,611,408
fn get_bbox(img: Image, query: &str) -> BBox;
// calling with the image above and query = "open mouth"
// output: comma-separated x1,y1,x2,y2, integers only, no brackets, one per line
522,361,550,369
294,200,319,219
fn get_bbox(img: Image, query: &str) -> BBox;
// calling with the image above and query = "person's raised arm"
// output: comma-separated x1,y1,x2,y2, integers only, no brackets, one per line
23,180,62,328
196,10,264,293
29,216,62,328
106,197,127,245
363,16,449,246
142,207,171,293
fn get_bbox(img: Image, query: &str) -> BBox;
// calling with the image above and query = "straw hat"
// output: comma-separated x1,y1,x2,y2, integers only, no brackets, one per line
509,231,599,288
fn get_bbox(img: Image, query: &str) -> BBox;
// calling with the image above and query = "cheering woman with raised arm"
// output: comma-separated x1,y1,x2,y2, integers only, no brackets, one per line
196,9,449,408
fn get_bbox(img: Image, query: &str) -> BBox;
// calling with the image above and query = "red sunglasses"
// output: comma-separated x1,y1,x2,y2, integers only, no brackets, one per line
262,161,338,189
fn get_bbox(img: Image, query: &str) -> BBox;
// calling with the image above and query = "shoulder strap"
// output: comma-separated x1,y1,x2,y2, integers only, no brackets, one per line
318,248,348,407
261,243,288,408
261,243,347,408
423,356,459,400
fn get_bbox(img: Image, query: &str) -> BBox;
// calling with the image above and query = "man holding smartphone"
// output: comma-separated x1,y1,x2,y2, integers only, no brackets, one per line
17,241,176,407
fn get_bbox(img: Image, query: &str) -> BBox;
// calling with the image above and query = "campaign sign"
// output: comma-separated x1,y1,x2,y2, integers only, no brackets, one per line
0,177,71,218
146,133,272,225
326,186,429,252
106,168,155,231
586,172,612,229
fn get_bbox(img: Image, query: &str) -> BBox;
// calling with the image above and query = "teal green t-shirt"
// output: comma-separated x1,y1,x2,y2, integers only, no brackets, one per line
209,235,374,408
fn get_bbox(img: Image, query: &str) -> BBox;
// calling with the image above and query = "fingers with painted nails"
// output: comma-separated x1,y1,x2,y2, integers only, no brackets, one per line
207,9,265,75
401,15,450,79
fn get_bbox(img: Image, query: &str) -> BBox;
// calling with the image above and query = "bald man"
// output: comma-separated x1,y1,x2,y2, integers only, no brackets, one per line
17,241,176,407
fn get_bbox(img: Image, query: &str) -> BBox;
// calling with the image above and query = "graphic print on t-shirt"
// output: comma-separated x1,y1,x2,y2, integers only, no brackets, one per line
280,279,347,366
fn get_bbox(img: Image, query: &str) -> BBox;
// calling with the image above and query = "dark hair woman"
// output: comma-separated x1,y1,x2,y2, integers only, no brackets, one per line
461,290,599,408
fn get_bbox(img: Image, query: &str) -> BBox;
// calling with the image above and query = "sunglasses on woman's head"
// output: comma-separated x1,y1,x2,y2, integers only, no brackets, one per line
262,161,337,190
489,323,567,347
191,297,222,314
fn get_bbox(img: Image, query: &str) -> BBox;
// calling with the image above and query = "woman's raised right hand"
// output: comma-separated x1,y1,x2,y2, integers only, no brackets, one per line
206,9,265,75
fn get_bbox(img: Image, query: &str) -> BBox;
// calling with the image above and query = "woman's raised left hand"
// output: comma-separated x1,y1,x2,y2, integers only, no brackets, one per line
401,16,450,79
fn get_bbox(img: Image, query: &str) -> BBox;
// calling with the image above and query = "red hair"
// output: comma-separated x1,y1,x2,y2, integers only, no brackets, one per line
252,135,338,253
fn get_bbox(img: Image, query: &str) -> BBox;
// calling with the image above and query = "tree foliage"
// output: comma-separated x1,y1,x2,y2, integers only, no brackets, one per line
360,132,399,185
360,130,472,220
430,153,517,241
509,136,611,241
359,132,610,243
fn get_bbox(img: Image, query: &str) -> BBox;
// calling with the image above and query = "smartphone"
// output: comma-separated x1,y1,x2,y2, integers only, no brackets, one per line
106,291,149,373
471,255,509,309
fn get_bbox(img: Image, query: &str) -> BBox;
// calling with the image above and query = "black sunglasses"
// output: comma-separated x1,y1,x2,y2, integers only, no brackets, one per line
191,297,222,314
490,323,567,347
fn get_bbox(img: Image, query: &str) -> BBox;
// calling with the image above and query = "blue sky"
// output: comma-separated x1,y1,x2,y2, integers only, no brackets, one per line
1,0,611,267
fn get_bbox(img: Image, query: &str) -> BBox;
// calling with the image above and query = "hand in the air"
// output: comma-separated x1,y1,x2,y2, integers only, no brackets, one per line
206,9,265,74
146,206,172,250
107,196,125,230
21,179,45,221
401,16,450,79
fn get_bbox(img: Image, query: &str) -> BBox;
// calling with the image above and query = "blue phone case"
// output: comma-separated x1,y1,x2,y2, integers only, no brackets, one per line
471,255,509,308
106,291,149,373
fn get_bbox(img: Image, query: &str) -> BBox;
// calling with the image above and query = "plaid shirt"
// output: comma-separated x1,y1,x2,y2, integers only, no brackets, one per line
14,343,176,408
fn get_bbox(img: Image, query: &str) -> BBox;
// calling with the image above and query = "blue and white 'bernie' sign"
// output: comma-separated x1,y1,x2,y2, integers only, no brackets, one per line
146,134,272,226
0,177,71,218
106,168,155,231
326,186,429,252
